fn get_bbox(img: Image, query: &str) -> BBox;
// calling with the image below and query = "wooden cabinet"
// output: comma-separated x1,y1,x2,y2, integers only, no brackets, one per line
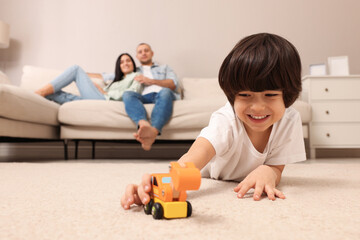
301,76,360,158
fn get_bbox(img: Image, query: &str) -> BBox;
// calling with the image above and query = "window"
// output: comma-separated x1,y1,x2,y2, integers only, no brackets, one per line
153,176,158,186
162,177,171,184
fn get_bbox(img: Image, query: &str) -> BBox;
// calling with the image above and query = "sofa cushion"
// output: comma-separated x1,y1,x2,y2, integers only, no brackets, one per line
58,97,228,129
59,98,310,128
59,100,132,128
20,65,105,96
0,84,59,126
182,78,225,100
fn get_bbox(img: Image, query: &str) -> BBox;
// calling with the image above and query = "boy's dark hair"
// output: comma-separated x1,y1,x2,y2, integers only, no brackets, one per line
218,33,302,108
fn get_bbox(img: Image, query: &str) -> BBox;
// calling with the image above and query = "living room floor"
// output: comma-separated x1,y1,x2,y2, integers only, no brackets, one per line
0,156,359,239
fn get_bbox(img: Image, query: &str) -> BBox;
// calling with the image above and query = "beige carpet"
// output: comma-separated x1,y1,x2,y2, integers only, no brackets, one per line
0,159,359,240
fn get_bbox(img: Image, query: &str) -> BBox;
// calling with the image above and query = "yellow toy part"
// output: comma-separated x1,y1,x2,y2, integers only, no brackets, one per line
153,198,189,219
144,161,201,220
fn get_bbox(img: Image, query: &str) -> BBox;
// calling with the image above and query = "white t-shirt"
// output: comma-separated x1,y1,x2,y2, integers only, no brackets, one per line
199,102,306,181
141,66,163,95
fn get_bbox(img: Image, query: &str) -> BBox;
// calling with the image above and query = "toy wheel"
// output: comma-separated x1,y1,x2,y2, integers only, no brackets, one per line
151,202,163,220
144,199,154,215
186,201,192,217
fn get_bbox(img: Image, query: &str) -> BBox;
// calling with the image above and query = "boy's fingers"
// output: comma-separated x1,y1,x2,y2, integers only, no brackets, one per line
237,183,252,198
141,174,152,193
120,195,129,209
234,182,243,192
253,184,264,201
264,186,276,201
121,184,139,209
126,184,139,204
137,185,150,205
137,174,152,205
132,193,142,205
274,189,286,199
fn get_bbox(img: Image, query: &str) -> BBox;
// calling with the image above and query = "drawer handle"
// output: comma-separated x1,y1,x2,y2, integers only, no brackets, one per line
326,110,330,115
326,133,330,137
325,88,329,92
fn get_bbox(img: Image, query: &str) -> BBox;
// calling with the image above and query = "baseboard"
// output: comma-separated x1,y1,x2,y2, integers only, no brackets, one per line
0,140,193,161
1,140,359,161
315,148,360,158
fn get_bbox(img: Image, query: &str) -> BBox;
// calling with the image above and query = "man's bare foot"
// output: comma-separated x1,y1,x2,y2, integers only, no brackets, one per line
35,84,54,97
134,120,159,151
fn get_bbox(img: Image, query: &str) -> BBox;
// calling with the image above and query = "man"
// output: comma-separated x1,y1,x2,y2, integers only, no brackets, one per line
122,43,180,151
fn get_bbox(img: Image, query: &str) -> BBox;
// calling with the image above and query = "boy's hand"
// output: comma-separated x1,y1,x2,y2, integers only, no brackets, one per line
233,165,285,201
121,173,152,209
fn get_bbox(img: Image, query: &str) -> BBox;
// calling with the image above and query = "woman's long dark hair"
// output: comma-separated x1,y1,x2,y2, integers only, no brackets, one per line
110,53,137,86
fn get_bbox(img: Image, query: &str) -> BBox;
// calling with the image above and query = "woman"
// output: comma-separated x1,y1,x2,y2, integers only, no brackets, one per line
35,53,142,104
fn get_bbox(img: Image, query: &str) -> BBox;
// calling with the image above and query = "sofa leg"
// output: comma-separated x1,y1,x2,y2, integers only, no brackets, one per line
75,140,79,159
63,140,68,160
92,141,96,159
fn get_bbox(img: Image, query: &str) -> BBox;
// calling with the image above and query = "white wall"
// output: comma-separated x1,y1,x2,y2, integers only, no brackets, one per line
0,0,360,85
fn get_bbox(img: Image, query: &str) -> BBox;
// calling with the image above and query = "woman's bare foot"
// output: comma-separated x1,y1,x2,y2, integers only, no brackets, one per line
134,120,159,151
35,84,54,97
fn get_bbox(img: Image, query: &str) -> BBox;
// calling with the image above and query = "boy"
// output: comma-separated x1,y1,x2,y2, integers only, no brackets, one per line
121,33,306,209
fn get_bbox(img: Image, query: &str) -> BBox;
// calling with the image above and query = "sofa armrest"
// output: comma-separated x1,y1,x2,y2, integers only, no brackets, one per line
292,100,312,124
0,84,59,126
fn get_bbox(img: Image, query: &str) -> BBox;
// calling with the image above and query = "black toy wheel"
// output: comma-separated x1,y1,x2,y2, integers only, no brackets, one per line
144,199,154,215
186,201,192,217
151,202,164,219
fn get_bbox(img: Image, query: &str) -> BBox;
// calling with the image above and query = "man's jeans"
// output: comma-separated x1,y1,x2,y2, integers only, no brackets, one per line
122,88,175,133
46,65,105,104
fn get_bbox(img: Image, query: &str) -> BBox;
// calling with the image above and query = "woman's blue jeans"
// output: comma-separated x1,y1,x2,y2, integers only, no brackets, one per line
122,88,175,133
46,65,105,104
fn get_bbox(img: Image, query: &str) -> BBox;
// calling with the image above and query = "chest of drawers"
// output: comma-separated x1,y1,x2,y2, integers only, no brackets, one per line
301,76,360,158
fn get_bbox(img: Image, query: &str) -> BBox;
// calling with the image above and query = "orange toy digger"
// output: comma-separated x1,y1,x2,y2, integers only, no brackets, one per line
144,162,201,219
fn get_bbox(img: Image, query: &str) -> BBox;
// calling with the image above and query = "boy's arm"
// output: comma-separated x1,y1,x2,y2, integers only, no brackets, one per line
234,164,285,201
268,165,285,186
121,137,215,210
178,137,215,170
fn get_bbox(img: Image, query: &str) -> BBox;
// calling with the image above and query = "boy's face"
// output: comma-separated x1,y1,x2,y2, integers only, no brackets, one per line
233,90,285,137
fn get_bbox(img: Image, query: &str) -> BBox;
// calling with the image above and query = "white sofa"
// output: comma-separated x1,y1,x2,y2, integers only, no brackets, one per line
0,66,312,159
0,70,59,140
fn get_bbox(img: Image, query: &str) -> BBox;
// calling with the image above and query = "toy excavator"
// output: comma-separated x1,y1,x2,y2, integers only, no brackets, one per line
144,161,201,219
